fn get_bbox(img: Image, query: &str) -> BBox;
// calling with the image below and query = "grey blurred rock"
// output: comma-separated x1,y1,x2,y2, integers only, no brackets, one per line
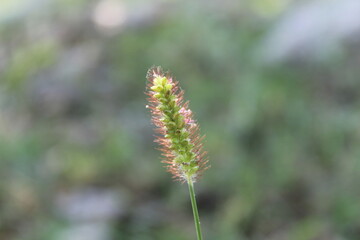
56,188,127,240
56,222,111,240
56,188,126,222
259,0,360,63
0,0,51,24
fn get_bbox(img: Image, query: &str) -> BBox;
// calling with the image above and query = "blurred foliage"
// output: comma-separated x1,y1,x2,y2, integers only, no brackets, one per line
1,0,360,240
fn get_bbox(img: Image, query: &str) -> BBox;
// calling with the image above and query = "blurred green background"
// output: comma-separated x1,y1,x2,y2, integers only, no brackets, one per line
1,0,360,239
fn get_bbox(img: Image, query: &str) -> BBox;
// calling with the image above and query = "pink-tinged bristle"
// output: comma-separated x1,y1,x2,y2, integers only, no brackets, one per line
146,66,208,182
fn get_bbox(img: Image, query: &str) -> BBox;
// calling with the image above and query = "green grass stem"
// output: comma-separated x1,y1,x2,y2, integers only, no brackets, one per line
188,179,203,240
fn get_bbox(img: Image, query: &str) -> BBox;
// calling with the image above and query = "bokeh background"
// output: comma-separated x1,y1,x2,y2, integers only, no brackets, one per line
1,0,360,239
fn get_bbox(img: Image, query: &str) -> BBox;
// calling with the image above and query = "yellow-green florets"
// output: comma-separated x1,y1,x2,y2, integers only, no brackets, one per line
146,66,209,182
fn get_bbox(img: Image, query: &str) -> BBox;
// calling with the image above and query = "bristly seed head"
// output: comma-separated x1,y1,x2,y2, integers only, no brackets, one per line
146,66,209,183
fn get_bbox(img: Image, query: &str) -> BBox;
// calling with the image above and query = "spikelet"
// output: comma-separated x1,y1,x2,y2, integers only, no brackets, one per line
146,66,209,183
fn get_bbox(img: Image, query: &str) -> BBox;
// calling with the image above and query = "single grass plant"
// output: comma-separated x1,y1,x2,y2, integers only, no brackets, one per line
146,66,209,240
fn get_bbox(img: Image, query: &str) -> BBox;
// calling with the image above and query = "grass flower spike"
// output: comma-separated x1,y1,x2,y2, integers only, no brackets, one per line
146,66,209,240
146,66,208,183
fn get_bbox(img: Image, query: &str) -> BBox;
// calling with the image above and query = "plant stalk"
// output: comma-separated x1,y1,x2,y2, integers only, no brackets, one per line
188,179,203,240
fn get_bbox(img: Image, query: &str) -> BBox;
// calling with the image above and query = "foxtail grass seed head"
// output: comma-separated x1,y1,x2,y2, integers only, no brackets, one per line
146,66,209,183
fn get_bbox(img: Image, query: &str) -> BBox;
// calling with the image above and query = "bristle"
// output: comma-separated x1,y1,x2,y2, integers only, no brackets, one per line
146,66,209,182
